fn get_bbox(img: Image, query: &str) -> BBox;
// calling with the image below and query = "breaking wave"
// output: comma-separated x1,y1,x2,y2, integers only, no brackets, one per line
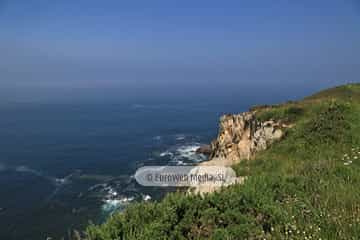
175,134,186,141
99,184,152,213
159,143,207,166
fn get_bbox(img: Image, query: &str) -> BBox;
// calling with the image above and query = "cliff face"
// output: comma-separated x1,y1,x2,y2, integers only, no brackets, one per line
193,111,287,193
205,111,286,166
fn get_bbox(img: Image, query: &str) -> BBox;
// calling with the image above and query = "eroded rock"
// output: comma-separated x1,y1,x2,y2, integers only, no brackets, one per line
208,112,286,165
192,111,290,194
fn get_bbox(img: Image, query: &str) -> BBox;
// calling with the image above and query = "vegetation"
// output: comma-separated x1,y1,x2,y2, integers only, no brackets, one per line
78,83,360,240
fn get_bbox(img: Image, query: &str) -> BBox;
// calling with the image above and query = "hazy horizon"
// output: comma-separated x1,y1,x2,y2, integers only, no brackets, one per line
1,0,359,103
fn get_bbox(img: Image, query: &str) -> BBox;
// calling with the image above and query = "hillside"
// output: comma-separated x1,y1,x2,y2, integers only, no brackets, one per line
77,83,360,240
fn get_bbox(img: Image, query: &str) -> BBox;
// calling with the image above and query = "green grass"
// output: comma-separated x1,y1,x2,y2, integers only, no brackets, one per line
255,105,304,123
77,83,360,240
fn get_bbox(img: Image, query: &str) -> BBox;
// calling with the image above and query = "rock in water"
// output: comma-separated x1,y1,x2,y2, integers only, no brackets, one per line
195,145,212,155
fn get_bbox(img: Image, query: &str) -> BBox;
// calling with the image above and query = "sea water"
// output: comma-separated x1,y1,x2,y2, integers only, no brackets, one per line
0,101,249,240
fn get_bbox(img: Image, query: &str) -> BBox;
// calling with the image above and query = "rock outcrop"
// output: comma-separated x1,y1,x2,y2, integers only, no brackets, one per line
195,145,212,155
202,111,287,166
192,111,290,194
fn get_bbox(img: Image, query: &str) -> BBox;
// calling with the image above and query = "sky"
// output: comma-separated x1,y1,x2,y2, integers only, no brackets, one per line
0,0,359,103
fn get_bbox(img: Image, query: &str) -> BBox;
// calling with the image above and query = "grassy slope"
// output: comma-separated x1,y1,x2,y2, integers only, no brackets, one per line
80,84,360,240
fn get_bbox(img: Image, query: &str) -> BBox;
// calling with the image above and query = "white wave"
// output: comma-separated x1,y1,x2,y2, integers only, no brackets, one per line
54,172,76,186
3,164,75,188
176,145,200,156
15,165,42,176
174,144,205,163
159,143,207,165
88,183,107,191
143,195,152,201
46,172,79,201
55,178,66,185
15,165,63,185
0,163,78,203
176,160,185,166
102,193,152,212
159,151,174,157
108,188,118,197
102,196,135,212
178,161,191,166
175,134,186,141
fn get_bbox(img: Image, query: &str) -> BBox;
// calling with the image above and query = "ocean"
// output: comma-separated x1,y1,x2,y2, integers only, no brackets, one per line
0,101,251,240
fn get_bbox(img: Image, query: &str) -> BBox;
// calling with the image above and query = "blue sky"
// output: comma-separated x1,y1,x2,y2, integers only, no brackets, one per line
1,0,359,103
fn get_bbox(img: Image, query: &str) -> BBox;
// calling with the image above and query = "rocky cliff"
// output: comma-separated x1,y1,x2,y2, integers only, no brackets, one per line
201,111,288,167
192,110,290,194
